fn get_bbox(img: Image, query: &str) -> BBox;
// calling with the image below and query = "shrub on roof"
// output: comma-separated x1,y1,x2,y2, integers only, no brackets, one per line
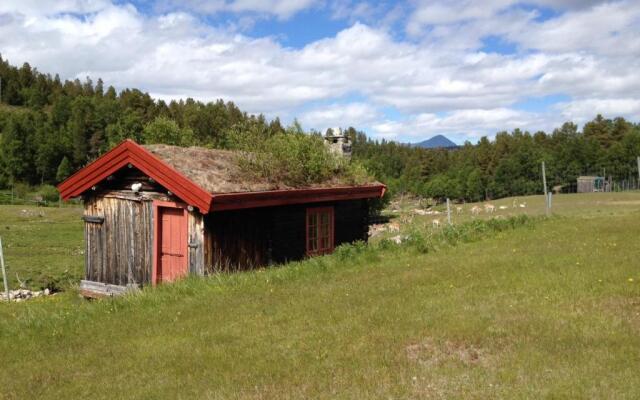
224,124,372,187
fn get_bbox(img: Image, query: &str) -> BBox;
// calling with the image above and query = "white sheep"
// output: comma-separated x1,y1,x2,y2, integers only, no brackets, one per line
432,219,441,228
390,235,404,244
484,204,495,213
470,206,482,215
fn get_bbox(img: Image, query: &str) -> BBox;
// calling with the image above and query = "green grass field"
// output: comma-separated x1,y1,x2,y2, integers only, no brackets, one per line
0,193,639,398
0,205,83,289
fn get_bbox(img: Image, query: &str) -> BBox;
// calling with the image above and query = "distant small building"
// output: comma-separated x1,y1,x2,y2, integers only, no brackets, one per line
577,176,605,193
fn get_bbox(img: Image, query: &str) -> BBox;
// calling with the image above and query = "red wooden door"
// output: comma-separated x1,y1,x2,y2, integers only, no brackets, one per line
158,207,188,283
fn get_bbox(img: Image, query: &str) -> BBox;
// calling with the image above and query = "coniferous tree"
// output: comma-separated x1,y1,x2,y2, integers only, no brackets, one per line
56,156,72,183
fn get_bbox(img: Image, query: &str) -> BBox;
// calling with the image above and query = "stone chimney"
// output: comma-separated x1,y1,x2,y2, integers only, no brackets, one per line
324,128,352,160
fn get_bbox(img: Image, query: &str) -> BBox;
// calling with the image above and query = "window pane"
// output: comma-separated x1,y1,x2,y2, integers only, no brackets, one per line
321,213,329,226
307,209,333,254
307,212,318,253
320,221,328,239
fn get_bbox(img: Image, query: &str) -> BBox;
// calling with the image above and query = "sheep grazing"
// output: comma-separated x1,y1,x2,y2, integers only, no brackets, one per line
456,206,463,214
388,222,401,232
484,204,495,213
499,205,508,210
368,224,387,238
519,202,527,208
399,214,413,224
432,219,441,228
470,206,482,215
390,235,404,244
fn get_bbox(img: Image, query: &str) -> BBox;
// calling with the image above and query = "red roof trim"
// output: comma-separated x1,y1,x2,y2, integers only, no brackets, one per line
58,140,385,213
57,140,213,213
210,184,386,211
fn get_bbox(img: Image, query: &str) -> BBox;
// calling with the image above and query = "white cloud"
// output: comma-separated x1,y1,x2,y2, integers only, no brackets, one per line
556,98,640,124
509,1,640,56
299,102,379,131
0,0,638,142
154,0,319,19
0,0,109,16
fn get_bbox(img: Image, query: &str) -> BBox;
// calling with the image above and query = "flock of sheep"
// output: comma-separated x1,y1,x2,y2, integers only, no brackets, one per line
372,199,529,238
466,199,527,216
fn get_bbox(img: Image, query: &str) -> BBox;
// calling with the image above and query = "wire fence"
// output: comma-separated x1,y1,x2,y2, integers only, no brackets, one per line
559,177,640,194
0,191,82,207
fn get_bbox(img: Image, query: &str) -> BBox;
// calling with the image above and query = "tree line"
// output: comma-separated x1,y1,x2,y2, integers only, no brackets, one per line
347,116,640,201
1,55,639,202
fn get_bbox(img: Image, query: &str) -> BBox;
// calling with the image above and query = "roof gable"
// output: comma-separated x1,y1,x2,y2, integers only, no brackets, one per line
57,140,213,212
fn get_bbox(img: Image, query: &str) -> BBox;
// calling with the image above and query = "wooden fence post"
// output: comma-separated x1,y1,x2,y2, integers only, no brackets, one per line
446,198,452,225
542,161,549,216
0,237,9,302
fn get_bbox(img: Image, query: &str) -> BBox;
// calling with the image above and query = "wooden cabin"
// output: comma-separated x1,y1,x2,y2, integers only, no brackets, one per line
57,140,385,297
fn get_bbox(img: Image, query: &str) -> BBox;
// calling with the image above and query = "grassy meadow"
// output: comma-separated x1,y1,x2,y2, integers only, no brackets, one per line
0,192,639,398
0,205,83,289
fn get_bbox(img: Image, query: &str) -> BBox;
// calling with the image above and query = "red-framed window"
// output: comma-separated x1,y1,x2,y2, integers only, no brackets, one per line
306,206,335,256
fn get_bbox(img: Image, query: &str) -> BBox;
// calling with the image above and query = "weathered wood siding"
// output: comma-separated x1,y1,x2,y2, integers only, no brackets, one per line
203,199,368,272
204,208,271,272
188,211,205,275
84,194,154,286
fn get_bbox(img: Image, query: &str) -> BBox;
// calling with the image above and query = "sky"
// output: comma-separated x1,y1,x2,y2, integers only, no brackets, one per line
0,0,639,144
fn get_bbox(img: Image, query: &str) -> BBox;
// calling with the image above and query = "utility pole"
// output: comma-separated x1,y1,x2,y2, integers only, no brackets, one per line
542,161,549,216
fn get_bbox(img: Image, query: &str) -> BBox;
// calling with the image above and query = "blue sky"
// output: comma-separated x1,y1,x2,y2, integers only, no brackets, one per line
1,0,639,143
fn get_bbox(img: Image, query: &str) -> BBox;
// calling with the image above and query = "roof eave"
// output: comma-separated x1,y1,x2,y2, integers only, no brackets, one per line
209,184,386,212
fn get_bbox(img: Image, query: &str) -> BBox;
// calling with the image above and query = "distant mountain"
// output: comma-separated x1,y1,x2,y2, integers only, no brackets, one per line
413,135,458,149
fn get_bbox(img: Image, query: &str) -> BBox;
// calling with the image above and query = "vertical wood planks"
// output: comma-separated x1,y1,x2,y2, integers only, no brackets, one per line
83,194,154,286
188,211,205,275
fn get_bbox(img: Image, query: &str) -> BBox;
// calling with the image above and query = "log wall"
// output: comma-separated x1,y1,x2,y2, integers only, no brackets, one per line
203,199,369,272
